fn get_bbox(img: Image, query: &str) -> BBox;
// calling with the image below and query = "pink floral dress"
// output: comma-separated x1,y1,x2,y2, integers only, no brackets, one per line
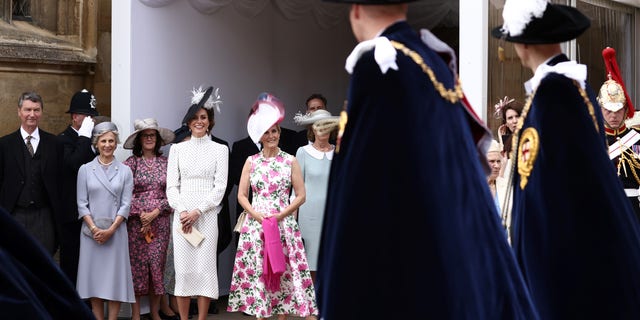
227,150,318,318
123,155,172,295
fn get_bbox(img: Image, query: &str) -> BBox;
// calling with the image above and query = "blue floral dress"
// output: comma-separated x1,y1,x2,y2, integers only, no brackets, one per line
227,150,318,318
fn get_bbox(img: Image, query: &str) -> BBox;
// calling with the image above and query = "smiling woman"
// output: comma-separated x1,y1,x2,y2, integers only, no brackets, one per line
77,121,135,320
122,118,175,320
166,86,228,320
227,92,317,320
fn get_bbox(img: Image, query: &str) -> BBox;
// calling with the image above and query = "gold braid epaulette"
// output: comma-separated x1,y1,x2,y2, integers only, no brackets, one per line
390,40,464,104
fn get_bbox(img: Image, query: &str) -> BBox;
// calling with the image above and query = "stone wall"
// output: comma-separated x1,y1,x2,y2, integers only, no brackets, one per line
0,0,111,136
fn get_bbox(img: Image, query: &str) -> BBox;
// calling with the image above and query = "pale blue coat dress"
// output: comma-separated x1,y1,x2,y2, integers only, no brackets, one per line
295,144,333,270
76,157,135,302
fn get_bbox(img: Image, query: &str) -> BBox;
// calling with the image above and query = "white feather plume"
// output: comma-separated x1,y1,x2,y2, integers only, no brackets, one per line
293,111,309,125
190,86,223,113
501,0,548,37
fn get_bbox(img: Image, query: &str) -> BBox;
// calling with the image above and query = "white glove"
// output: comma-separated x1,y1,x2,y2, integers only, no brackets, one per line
78,116,94,138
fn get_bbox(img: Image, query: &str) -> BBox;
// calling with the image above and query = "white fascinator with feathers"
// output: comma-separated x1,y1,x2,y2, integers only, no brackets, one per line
181,85,223,126
191,86,222,113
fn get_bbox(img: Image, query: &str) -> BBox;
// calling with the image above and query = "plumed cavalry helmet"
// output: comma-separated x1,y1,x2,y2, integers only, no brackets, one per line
599,79,627,112
597,47,634,119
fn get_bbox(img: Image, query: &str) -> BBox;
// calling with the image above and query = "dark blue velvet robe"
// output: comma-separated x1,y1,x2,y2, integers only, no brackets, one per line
0,205,93,319
511,55,640,319
316,21,538,319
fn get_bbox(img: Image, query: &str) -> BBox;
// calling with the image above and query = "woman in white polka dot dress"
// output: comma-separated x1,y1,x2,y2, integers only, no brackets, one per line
166,86,228,320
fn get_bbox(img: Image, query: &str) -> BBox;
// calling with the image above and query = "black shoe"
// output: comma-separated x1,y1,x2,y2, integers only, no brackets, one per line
207,301,219,314
243,312,252,317
159,310,179,320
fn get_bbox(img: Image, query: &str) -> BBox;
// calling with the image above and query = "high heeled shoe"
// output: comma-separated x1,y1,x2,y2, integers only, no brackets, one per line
158,310,179,320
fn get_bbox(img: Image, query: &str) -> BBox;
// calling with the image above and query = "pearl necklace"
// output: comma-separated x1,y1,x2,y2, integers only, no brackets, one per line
98,157,114,166
142,156,155,168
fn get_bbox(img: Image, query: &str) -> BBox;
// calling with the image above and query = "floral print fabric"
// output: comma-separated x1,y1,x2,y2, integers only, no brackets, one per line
227,150,318,318
124,155,172,295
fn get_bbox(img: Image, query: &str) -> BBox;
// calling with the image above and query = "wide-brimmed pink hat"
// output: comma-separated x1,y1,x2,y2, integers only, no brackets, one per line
247,92,285,144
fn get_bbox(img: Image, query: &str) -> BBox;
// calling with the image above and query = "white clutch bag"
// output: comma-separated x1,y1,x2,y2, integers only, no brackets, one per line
177,225,205,247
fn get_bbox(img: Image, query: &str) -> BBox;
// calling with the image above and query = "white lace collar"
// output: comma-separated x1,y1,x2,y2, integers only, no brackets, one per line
303,144,334,160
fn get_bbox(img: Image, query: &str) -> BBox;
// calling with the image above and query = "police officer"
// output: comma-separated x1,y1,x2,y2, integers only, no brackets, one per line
57,89,98,285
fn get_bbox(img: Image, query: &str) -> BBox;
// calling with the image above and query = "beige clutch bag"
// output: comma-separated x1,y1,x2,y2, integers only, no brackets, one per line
233,210,248,233
177,225,205,247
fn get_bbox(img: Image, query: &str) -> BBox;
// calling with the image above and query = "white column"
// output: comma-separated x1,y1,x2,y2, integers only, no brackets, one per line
459,0,489,122
112,1,132,161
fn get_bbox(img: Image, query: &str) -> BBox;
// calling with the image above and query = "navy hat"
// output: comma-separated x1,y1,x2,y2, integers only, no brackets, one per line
173,125,191,143
322,0,417,3
66,89,99,116
491,4,590,44
181,86,213,125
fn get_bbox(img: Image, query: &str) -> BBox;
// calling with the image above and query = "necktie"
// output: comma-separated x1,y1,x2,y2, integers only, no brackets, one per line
26,135,34,157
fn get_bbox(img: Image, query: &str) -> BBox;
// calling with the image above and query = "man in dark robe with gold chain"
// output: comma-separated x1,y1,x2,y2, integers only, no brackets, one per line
492,1,640,319
316,0,538,319
598,47,640,221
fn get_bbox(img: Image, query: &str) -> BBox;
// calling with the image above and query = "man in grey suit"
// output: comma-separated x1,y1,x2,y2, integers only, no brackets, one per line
0,91,64,256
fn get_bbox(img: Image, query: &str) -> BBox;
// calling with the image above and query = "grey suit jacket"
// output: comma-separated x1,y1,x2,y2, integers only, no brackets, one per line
77,157,133,221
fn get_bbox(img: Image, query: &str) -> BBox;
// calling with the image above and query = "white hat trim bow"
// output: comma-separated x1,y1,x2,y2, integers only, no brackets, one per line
345,36,398,75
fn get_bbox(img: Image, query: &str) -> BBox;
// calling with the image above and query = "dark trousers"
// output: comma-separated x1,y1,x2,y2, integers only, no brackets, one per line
12,206,57,256
60,219,82,285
